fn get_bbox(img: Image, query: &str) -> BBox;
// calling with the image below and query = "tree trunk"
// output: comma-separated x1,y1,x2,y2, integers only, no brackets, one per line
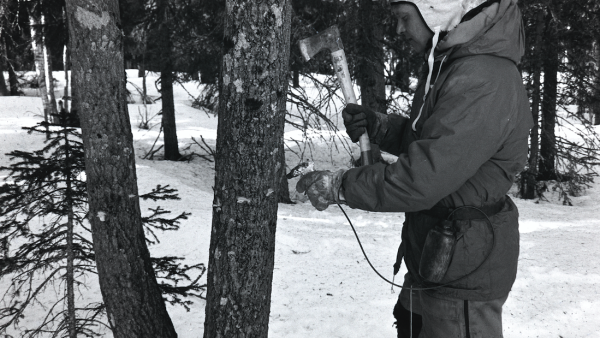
64,130,77,338
2,29,18,95
64,2,178,337
30,12,52,135
278,140,292,203
293,68,299,88
522,9,545,199
138,59,145,78
161,70,180,160
43,33,59,122
538,12,558,181
157,0,180,161
0,56,8,96
356,0,386,163
6,50,19,95
203,0,292,337
63,44,70,112
0,29,8,95
594,39,600,126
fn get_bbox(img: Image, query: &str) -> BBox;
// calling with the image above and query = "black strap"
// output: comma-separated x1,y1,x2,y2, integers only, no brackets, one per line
418,196,506,221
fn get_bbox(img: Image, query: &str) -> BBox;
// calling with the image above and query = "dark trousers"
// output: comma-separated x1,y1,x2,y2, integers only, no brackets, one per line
393,279,507,338
394,300,423,338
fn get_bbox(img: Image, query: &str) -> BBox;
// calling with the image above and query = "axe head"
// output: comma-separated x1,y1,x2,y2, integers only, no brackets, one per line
298,25,344,62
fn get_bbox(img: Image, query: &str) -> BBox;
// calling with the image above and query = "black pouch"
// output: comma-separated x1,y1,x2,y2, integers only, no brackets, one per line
419,220,457,283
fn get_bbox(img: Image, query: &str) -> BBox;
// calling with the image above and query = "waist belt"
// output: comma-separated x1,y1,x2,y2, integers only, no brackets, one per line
418,196,507,221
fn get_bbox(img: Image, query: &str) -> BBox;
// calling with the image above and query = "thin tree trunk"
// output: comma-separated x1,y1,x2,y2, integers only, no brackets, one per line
293,68,299,88
0,27,8,95
6,51,19,95
30,12,51,137
594,39,600,126
2,29,18,95
0,57,8,96
203,0,292,337
63,44,69,112
356,0,386,163
43,30,58,122
138,59,144,78
161,69,180,159
64,130,77,338
64,2,178,337
278,140,292,203
522,9,545,199
538,12,558,181
157,0,180,161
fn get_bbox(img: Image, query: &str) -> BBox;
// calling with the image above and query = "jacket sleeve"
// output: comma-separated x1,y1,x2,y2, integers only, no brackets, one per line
343,61,520,212
376,113,409,156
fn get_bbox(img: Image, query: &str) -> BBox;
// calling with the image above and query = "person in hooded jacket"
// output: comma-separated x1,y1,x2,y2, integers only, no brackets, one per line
296,0,533,337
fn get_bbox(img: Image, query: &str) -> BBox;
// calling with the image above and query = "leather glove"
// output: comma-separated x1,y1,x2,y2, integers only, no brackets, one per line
342,103,386,144
296,169,345,211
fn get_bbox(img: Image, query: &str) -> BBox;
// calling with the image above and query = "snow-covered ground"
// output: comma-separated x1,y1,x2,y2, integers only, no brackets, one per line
1,70,599,337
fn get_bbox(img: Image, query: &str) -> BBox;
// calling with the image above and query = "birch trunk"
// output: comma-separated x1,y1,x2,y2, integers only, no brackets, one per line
63,44,70,112
30,14,52,134
522,9,545,199
43,29,58,122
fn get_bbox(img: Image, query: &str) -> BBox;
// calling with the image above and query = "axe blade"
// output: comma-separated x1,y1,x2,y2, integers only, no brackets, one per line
298,25,344,62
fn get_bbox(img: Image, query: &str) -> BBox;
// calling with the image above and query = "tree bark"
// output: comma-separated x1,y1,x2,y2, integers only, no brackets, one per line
0,56,8,96
63,44,70,112
64,2,177,337
277,140,292,203
0,26,8,95
594,38,600,126
2,28,19,96
522,9,545,199
203,0,292,337
30,12,52,135
43,33,59,122
157,0,180,161
538,12,558,181
64,130,77,338
6,56,18,95
356,0,386,163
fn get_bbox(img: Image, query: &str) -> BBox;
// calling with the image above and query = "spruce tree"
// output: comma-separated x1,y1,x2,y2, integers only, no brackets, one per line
0,121,205,337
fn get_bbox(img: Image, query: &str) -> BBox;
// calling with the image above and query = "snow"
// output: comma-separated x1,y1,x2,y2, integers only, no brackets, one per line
1,70,600,337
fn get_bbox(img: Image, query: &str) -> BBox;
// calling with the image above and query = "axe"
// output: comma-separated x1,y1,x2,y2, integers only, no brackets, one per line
298,25,373,166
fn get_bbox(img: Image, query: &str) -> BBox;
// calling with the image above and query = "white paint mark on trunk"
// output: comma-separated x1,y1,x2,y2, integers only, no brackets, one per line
237,196,251,203
234,79,243,93
271,4,283,27
220,297,228,306
75,7,110,30
97,211,106,221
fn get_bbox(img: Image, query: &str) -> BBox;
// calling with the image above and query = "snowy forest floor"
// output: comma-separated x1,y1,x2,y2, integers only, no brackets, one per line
1,71,599,337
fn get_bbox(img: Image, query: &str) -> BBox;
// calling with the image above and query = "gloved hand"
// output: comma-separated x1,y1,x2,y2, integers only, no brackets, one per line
342,103,385,143
296,169,345,211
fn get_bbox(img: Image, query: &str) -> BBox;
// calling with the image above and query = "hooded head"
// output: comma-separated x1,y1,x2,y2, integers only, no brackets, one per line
390,0,488,32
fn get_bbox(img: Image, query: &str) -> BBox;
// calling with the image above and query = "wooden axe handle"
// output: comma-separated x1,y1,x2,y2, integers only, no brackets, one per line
331,49,373,166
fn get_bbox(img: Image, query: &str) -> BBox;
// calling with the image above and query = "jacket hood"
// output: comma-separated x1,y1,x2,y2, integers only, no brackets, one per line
391,0,488,32
436,0,524,65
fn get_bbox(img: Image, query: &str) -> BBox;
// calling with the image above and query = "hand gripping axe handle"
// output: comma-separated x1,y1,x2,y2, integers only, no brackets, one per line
298,25,373,166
